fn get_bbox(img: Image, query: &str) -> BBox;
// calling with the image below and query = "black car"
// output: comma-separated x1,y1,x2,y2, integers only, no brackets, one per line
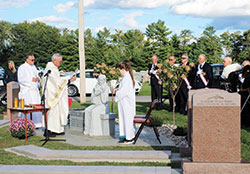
210,64,224,88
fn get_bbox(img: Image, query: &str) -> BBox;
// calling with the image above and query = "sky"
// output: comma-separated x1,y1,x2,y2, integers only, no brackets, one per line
1,0,250,37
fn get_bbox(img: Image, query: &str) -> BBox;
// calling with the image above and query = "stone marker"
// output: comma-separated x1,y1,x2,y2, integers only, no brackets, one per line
192,89,240,162
182,89,249,174
6,82,19,120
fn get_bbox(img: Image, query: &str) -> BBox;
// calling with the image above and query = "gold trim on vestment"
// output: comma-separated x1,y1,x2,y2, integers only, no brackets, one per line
49,80,67,108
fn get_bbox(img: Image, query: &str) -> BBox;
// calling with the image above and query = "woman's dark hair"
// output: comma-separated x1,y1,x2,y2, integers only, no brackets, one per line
117,60,135,87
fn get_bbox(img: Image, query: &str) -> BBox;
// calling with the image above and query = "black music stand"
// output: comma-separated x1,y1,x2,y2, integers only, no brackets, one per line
41,71,66,146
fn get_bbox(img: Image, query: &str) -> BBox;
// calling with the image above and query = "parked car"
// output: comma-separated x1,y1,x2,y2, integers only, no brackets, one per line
210,64,224,88
62,69,142,97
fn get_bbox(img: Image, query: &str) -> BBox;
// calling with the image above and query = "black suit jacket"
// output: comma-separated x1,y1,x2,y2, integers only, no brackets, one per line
148,64,159,86
192,62,213,89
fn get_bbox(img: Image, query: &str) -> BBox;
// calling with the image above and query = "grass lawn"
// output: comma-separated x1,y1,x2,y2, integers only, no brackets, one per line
137,82,151,96
0,83,249,165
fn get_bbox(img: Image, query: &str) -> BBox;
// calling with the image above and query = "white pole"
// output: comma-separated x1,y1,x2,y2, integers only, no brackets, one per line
78,0,86,103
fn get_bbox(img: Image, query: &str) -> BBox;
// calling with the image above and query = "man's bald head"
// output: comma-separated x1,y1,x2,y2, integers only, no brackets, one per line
223,57,232,67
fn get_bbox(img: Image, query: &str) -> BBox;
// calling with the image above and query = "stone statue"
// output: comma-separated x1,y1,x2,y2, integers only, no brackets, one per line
84,74,109,136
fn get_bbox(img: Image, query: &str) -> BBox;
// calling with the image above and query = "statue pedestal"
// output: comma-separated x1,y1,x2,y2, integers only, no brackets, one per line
69,109,85,131
69,109,117,136
100,113,117,136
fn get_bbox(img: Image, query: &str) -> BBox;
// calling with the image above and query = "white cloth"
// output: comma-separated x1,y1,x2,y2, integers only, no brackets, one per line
84,81,109,136
18,62,42,128
221,63,242,79
115,71,135,140
43,62,68,133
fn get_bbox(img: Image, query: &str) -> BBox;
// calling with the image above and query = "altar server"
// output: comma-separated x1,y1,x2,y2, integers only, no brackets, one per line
114,61,136,144
18,54,42,128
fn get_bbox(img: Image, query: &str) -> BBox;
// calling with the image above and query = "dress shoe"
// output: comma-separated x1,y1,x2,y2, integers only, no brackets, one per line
53,132,65,135
43,130,56,137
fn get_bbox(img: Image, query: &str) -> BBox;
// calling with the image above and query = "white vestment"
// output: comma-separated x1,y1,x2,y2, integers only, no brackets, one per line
43,62,68,133
115,71,135,140
18,62,42,128
221,63,242,79
84,81,109,136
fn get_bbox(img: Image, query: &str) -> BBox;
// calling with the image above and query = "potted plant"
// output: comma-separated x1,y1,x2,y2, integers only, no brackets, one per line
8,118,36,139
157,60,194,126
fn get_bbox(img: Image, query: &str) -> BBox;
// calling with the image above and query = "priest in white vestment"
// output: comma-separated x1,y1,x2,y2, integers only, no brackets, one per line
84,74,109,136
43,53,76,135
114,61,136,144
18,54,42,128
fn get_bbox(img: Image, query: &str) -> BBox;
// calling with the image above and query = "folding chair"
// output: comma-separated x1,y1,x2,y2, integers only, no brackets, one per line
133,99,161,144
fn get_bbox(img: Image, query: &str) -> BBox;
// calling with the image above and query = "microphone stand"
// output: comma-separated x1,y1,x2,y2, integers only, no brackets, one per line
41,72,66,146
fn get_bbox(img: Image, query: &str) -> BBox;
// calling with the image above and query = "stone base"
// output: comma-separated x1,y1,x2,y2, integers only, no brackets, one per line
182,160,250,174
69,109,85,131
180,146,192,158
100,113,117,136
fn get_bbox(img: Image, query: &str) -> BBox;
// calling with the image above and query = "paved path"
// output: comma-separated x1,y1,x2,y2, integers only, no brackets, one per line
0,165,181,174
34,124,175,147
6,145,171,162
0,119,9,128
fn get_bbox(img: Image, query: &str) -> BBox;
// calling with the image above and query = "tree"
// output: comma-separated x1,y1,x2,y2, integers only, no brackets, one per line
59,29,78,71
0,20,13,67
121,29,145,70
144,20,172,63
195,26,223,64
10,21,61,67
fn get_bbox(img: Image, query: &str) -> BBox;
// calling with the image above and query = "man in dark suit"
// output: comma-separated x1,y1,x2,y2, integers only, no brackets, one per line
240,65,250,127
192,54,213,89
168,56,177,112
176,53,193,115
148,55,162,109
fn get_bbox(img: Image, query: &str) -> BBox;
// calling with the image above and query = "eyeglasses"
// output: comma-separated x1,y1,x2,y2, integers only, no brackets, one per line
182,57,187,59
169,59,174,61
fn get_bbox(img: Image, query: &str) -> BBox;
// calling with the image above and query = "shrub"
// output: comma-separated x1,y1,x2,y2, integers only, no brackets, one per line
8,118,36,138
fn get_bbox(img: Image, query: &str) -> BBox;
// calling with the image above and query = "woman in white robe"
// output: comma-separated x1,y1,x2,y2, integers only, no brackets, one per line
114,61,136,144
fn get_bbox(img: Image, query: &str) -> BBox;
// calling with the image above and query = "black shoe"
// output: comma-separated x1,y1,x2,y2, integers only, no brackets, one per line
53,132,65,136
118,139,126,144
43,130,56,137
124,138,135,144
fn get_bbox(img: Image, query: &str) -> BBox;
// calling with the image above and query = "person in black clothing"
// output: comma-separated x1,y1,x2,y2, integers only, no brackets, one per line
240,65,250,127
148,55,162,109
168,56,177,112
192,54,213,89
3,60,18,85
176,54,193,115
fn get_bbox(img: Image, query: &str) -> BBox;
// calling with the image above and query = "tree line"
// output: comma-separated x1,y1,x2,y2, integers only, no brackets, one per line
0,19,250,71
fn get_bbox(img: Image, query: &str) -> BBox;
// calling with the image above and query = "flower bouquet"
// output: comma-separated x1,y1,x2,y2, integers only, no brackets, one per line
8,118,36,139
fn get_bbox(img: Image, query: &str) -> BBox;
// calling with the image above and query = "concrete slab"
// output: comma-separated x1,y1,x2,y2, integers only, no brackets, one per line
34,123,175,147
0,120,9,127
6,145,171,163
0,165,172,174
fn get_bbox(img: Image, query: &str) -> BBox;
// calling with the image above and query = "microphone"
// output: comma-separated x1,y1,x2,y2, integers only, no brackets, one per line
44,70,51,77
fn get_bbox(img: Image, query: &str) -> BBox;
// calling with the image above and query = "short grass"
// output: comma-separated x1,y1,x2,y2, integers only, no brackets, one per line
137,82,151,96
0,81,249,164
0,125,177,166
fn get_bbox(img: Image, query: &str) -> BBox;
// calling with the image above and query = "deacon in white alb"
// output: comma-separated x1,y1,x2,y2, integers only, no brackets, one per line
43,53,76,135
18,54,42,128
114,61,136,144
